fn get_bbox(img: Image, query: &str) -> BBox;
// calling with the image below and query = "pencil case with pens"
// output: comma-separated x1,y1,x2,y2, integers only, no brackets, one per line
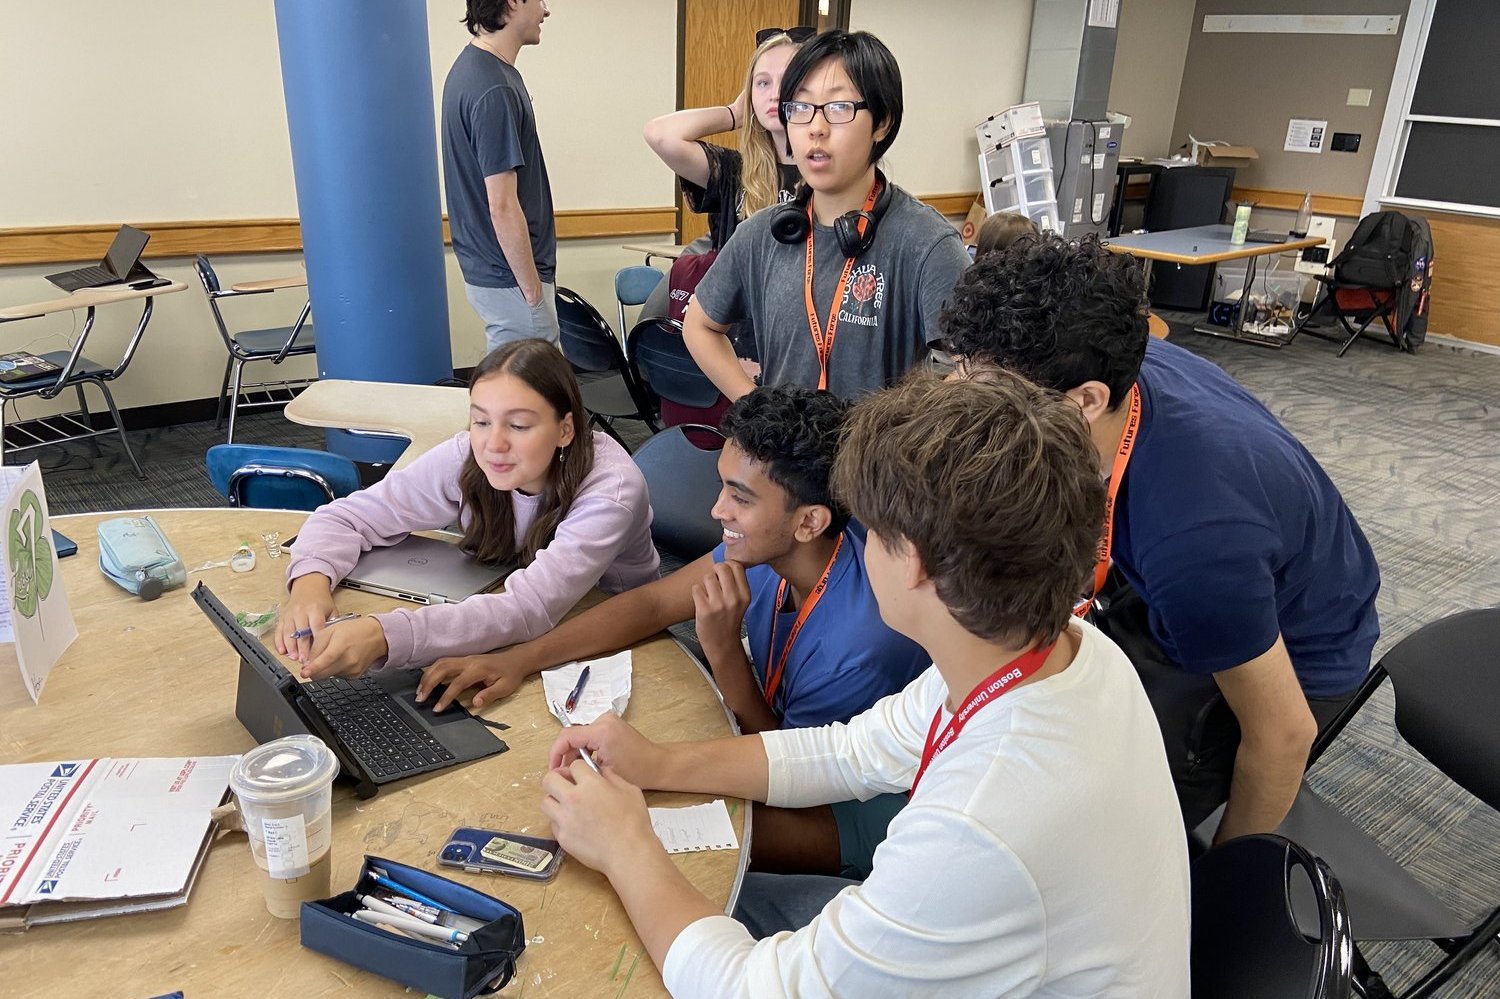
300,855,527,999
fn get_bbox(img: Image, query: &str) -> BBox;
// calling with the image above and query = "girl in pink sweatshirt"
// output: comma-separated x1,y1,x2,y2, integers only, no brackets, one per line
277,338,659,680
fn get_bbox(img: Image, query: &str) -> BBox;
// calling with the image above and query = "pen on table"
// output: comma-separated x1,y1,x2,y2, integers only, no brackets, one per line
290,612,361,641
564,663,591,714
367,868,456,913
354,909,466,945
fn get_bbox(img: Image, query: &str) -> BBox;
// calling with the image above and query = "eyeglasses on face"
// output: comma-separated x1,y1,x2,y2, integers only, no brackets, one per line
781,100,870,125
756,26,816,45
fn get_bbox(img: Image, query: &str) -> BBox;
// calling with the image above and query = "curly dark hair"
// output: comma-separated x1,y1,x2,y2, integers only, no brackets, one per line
720,386,851,538
833,371,1104,646
940,233,1150,409
463,0,519,35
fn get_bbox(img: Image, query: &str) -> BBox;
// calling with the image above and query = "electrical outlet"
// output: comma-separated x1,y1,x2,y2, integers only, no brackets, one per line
1347,88,1372,107
1296,216,1338,276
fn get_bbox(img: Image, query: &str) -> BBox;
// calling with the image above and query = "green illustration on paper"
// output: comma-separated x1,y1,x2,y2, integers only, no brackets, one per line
9,489,54,619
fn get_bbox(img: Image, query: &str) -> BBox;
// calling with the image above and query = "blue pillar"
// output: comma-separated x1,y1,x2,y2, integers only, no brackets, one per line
274,0,452,462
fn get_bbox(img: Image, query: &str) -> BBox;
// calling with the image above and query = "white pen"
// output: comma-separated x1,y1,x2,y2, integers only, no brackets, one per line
354,908,467,944
358,893,435,923
552,699,601,774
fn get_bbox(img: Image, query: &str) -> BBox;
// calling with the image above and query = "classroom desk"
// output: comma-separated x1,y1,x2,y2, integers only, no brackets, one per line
230,274,307,293
621,243,686,267
284,379,470,471
0,281,187,323
1105,225,1324,348
2,509,748,999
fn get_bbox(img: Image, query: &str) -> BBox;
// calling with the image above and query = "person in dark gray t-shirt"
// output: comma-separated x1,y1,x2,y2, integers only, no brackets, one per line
685,29,970,400
442,0,558,349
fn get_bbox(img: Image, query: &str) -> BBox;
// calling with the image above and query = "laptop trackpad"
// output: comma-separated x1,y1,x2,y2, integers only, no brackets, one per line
373,668,473,727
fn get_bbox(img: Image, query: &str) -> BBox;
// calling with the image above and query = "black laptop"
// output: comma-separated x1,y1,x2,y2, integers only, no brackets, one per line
45,224,157,292
192,582,507,799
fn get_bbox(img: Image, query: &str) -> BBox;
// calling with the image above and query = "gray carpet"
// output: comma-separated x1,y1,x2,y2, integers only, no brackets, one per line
29,336,1500,993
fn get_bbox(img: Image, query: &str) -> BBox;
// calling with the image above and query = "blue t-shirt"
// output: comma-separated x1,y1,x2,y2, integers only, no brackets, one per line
712,528,929,729
1112,338,1380,697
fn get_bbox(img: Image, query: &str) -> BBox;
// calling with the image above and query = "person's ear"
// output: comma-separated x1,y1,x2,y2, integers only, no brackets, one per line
791,504,833,544
1063,381,1114,427
557,412,576,449
872,115,892,147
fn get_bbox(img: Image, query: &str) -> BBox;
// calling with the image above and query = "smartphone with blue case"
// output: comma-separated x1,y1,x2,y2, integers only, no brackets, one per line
438,827,563,883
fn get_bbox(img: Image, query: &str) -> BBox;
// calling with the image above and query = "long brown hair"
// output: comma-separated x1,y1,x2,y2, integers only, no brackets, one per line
458,339,595,567
739,32,800,218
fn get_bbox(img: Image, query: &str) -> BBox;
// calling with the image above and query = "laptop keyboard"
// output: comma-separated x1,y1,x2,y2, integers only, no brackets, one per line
304,676,455,780
61,265,117,286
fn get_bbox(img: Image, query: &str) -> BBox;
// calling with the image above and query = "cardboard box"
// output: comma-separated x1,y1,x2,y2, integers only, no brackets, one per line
1197,144,1259,169
974,102,1046,154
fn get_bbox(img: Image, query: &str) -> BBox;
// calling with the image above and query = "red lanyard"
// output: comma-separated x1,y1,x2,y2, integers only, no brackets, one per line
1074,384,1141,618
802,180,881,391
763,535,844,708
910,641,1055,797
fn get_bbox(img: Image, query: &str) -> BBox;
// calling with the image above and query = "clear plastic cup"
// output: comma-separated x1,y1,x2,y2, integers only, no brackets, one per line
228,735,340,918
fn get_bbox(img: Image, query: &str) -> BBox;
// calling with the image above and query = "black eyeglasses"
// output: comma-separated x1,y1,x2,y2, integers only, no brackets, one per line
756,26,816,45
781,100,870,125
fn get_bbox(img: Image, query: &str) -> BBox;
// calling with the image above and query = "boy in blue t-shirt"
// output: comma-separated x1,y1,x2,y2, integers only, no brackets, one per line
419,385,929,876
942,234,1380,842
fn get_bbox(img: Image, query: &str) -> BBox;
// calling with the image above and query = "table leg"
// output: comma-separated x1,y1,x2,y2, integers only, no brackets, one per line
1191,252,1291,350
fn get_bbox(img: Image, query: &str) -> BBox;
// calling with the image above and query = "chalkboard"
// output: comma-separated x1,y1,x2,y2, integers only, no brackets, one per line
1410,3,1500,120
1394,122,1500,210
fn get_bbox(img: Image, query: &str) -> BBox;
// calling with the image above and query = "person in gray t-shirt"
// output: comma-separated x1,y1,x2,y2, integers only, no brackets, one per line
442,0,558,350
685,30,970,400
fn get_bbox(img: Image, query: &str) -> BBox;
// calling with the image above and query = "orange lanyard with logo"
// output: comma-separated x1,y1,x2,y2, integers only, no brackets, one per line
763,535,844,708
1075,384,1142,617
910,641,1055,797
802,181,881,391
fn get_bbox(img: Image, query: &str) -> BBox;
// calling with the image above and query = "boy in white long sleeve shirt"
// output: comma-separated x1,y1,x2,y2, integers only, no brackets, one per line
541,372,1190,997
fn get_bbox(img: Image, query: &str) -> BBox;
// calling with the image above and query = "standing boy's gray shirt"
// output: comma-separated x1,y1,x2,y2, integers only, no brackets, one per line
441,44,556,288
692,183,970,398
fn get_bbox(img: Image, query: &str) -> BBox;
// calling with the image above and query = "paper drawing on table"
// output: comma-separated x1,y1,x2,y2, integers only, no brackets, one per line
3,462,78,703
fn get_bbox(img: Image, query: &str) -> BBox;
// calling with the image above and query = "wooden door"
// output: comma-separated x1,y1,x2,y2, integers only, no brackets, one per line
677,0,802,245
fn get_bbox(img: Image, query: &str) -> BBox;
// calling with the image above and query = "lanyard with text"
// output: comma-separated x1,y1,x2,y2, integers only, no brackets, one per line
910,641,1056,797
763,534,845,709
803,180,881,391
1074,384,1142,618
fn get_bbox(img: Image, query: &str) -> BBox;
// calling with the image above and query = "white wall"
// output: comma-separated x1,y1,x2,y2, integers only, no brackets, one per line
1108,0,1196,160
0,0,677,416
849,0,1034,194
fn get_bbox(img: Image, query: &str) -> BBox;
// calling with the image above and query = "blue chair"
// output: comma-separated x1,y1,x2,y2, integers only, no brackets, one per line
195,254,316,444
206,444,360,511
614,265,664,344
555,286,659,448
626,317,722,410
631,424,725,562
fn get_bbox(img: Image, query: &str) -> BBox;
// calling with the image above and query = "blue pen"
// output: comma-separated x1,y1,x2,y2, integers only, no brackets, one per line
367,868,457,913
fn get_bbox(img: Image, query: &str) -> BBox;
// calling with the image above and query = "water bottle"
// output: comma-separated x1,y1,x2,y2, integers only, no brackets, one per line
1291,192,1313,237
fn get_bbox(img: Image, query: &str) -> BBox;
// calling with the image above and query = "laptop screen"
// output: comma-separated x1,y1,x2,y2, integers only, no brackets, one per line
104,225,150,278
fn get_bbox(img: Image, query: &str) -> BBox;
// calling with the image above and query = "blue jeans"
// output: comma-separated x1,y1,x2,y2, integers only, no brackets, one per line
464,281,559,352
733,871,859,938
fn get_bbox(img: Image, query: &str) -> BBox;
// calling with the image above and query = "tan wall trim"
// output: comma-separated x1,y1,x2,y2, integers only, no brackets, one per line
0,194,985,267
1232,187,1364,219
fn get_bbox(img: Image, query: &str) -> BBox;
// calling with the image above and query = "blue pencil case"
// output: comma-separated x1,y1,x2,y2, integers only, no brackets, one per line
300,855,526,998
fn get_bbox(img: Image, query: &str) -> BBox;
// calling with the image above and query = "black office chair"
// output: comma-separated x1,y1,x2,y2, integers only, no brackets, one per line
195,254,316,443
1192,834,1354,999
1281,608,1500,998
626,317,723,410
631,424,725,564
555,287,658,449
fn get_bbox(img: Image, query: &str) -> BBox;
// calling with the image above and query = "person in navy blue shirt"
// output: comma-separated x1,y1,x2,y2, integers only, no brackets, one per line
420,385,928,876
940,234,1380,841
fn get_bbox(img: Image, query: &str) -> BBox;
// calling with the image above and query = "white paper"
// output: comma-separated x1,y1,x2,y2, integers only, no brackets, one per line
1088,0,1119,29
648,800,740,854
0,757,236,906
543,651,632,724
261,814,310,878
3,462,77,702
1284,118,1327,153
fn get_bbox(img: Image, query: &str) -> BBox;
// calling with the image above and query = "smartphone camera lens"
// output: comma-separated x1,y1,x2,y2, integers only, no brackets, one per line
442,843,470,862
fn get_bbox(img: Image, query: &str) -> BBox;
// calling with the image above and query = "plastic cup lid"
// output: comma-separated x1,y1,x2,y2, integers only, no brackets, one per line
229,735,340,804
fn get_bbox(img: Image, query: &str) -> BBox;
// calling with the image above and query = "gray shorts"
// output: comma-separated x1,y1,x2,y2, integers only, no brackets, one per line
464,281,559,353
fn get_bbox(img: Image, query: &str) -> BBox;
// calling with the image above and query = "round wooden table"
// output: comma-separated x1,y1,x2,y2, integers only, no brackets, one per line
1,509,747,999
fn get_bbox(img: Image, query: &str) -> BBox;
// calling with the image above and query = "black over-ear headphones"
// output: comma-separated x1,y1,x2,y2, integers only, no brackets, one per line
770,171,894,258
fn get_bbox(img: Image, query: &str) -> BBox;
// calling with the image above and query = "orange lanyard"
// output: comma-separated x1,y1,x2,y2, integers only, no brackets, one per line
910,641,1055,797
763,535,845,708
802,180,881,391
1075,384,1142,618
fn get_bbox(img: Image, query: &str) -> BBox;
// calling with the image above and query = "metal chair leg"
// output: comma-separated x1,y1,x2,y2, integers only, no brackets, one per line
96,382,145,480
227,359,246,444
74,384,101,459
215,354,234,429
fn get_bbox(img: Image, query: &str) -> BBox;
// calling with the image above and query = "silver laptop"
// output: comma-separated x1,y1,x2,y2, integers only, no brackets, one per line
340,535,514,605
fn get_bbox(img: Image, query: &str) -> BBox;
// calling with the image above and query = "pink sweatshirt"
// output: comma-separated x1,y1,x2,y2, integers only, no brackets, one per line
286,430,659,668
